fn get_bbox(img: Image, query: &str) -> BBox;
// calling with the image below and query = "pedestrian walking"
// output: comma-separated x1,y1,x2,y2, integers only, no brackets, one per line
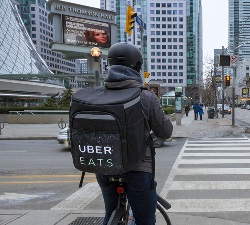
193,102,199,120
184,105,190,117
199,104,204,120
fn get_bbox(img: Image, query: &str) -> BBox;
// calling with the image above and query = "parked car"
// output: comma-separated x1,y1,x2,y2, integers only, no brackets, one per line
241,104,247,109
220,105,231,114
57,127,70,148
246,104,250,110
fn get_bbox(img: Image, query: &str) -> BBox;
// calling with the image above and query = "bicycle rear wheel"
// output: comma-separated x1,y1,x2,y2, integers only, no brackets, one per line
157,203,172,225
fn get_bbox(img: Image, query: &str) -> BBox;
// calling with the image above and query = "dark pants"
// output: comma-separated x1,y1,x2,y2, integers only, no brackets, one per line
96,171,157,225
194,112,198,120
200,114,202,120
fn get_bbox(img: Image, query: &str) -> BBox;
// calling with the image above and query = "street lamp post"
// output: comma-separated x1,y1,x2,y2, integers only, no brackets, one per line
90,47,102,87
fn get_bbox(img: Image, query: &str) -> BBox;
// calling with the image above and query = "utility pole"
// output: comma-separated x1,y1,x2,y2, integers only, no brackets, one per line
213,63,218,118
222,46,225,118
232,48,236,126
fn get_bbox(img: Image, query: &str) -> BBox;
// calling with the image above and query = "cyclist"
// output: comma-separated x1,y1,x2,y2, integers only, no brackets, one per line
96,42,173,225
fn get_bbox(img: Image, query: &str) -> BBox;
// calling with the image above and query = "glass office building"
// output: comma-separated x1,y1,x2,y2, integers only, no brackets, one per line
0,0,52,74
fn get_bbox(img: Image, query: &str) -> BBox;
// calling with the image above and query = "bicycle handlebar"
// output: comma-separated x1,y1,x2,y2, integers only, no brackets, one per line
157,194,171,210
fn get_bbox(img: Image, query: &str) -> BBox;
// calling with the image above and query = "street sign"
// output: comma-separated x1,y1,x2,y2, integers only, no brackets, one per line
136,16,146,30
230,55,238,67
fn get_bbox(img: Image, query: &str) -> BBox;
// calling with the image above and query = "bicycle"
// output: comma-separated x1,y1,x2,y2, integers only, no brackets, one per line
107,177,172,225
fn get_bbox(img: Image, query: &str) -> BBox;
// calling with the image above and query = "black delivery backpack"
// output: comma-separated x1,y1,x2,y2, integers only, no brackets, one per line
69,86,150,176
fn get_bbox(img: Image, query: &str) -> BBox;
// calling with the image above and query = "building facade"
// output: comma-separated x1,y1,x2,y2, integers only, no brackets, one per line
15,0,76,74
0,0,65,107
228,0,250,102
101,0,203,97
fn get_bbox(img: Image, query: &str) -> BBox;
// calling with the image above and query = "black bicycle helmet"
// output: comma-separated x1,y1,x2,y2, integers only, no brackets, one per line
107,42,143,72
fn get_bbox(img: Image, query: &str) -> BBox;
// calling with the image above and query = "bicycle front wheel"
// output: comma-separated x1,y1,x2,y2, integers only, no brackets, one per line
157,203,172,225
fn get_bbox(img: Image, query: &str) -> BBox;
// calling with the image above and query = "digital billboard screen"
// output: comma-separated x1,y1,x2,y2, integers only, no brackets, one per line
63,15,111,48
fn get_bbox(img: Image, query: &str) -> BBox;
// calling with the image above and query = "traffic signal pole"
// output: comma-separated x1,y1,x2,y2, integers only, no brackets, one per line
222,46,225,118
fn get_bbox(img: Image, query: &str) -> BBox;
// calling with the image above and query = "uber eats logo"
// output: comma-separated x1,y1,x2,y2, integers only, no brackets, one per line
78,145,114,167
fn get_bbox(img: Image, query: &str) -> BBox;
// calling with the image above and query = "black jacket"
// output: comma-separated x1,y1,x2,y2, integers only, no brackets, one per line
105,65,173,172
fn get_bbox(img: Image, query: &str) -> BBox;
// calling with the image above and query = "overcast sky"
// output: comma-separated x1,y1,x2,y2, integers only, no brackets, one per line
61,0,228,63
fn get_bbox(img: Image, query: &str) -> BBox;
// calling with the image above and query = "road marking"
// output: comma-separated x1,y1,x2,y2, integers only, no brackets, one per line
180,159,250,164
175,168,250,175
185,147,250,150
0,180,95,184
170,181,250,190
0,192,39,201
168,199,250,212
161,137,250,213
0,174,96,184
187,143,250,146
183,153,250,156
50,182,101,210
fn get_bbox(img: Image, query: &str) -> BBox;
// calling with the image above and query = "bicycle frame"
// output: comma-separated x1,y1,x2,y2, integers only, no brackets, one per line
106,177,172,225
107,177,130,225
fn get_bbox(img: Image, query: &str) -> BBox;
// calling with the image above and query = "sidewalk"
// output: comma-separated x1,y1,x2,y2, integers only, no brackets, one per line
0,109,248,225
0,109,245,140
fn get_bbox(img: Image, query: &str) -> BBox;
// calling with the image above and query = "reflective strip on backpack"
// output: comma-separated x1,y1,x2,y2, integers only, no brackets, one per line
74,114,115,120
124,96,141,109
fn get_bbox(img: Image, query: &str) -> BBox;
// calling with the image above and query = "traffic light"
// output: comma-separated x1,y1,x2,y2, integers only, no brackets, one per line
125,5,137,35
225,75,230,86
144,72,150,78
219,55,230,66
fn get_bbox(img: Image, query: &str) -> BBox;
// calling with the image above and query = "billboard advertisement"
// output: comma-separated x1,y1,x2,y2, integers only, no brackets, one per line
63,15,111,48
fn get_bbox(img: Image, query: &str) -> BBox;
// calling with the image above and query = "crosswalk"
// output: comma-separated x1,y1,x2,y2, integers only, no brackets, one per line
160,136,250,213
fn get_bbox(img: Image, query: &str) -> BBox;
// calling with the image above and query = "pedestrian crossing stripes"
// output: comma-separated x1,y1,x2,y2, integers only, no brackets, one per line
160,136,250,213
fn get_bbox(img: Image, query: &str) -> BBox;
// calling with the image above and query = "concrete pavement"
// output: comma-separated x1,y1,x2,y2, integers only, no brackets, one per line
0,109,249,225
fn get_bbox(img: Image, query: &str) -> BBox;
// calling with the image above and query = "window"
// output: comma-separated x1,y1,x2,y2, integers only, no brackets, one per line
150,10,154,14
179,72,183,76
179,79,183,83
157,72,161,76
156,24,160,28
168,79,172,83
151,45,155,49
167,10,171,14
156,10,160,14
168,38,172,42
156,3,160,7
162,3,166,7
168,52,172,56
151,38,155,42
162,52,166,56
151,72,155,76
151,52,155,56
174,79,177,83
246,66,249,70
162,10,166,14
167,3,171,7
151,24,155,28
167,17,172,22
31,7,35,11
150,17,155,21
162,17,166,21
151,65,155,69
174,72,178,76
150,3,154,7
168,72,172,76
157,58,161,63
179,10,183,15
